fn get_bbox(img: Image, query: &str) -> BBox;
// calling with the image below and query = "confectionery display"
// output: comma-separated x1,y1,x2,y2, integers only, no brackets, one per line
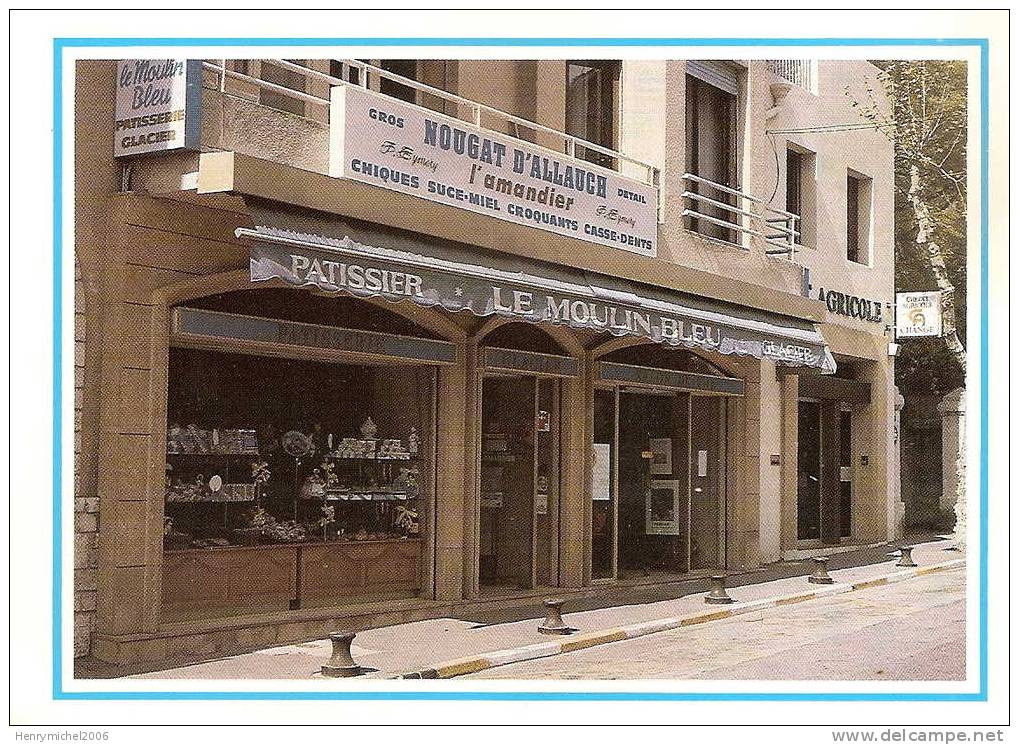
164,416,423,551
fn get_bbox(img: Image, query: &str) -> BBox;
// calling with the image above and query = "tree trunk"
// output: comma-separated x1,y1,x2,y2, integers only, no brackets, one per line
907,164,967,377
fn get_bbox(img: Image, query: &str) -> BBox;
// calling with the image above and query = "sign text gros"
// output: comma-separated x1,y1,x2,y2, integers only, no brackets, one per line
329,84,658,256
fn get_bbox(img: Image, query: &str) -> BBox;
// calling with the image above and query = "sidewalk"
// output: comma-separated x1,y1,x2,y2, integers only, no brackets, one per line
127,538,963,680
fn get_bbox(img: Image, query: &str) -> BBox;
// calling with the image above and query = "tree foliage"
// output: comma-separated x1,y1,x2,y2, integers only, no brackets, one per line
850,60,967,396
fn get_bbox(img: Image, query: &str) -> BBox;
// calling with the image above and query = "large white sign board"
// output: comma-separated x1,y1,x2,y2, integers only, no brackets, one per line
896,291,944,338
329,84,658,256
114,59,201,157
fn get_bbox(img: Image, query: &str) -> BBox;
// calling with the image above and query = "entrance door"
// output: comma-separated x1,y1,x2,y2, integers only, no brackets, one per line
479,375,560,589
689,395,725,569
797,401,822,539
798,399,846,543
613,390,726,577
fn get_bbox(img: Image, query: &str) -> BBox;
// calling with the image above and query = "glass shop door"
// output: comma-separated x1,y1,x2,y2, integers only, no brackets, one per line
479,375,560,589
689,395,726,570
797,400,822,540
601,389,727,579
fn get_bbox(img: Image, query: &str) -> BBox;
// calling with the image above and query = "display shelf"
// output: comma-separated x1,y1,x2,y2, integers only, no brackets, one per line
165,497,257,504
323,454,418,461
322,491,413,501
166,451,260,457
163,536,422,554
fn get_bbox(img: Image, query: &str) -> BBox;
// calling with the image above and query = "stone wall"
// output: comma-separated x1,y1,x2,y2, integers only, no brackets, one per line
74,258,99,656
900,393,947,531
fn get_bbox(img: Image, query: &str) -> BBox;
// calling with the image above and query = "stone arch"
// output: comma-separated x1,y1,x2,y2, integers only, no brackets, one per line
151,268,467,343
590,334,744,379
470,315,586,359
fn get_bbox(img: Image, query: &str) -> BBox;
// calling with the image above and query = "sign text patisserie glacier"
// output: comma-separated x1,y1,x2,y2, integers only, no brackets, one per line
113,59,201,157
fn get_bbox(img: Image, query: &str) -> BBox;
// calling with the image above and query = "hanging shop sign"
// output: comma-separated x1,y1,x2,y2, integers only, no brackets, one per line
482,347,580,378
114,59,202,158
250,238,832,371
172,307,457,364
329,84,658,257
597,361,745,396
816,288,885,324
895,291,944,338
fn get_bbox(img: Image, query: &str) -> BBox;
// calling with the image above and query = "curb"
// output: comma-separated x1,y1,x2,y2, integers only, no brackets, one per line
390,559,965,679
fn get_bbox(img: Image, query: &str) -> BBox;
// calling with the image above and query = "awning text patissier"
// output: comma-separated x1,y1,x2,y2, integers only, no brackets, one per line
280,251,823,367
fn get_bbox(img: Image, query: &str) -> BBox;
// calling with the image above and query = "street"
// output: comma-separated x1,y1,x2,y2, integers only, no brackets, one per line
465,567,966,680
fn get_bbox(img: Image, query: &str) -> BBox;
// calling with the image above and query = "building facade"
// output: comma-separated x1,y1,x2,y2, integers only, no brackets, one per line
74,57,899,664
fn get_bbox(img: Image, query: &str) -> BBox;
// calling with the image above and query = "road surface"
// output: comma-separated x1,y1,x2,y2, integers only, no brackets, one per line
466,567,966,680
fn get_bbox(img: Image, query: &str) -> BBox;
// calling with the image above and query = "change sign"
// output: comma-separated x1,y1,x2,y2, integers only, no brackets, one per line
328,84,659,257
895,291,944,338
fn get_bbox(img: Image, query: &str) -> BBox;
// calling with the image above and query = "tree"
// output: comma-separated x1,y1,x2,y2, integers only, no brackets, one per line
849,60,968,393
849,61,968,543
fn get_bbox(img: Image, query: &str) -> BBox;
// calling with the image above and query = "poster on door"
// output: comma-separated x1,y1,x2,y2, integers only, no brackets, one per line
592,444,612,501
646,479,681,535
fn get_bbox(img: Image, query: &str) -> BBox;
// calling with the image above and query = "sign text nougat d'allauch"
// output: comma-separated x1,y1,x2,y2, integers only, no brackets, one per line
329,83,659,256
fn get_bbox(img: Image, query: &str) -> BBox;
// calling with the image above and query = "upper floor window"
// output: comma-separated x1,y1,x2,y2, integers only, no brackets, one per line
376,59,418,104
846,170,873,265
786,145,817,248
685,61,741,243
329,60,362,86
565,60,620,169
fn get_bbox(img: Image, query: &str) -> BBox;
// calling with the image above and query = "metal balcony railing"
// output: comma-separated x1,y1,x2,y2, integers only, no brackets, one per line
681,173,800,261
200,58,660,191
765,60,816,93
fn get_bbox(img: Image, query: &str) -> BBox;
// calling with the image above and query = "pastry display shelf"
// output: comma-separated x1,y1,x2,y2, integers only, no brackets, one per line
166,451,260,457
165,496,256,504
322,454,419,461
318,491,414,501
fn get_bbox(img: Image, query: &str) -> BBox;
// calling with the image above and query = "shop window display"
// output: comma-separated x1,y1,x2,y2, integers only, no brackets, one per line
163,348,433,554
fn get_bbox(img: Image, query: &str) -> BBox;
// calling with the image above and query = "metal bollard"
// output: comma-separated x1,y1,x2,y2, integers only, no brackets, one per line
321,631,365,677
807,556,835,585
704,574,735,605
538,598,577,635
896,545,917,568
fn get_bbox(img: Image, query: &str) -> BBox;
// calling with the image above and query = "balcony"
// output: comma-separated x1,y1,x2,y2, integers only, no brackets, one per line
200,59,659,191
195,59,803,277
680,173,800,261
765,60,816,93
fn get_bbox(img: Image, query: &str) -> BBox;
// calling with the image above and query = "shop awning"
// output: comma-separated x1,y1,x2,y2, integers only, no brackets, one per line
238,201,836,373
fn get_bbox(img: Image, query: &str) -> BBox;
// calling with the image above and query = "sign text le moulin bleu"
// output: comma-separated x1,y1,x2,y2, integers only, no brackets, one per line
114,59,201,157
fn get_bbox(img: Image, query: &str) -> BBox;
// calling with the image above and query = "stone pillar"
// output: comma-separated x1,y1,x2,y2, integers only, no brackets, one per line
938,387,966,550
725,359,763,571
779,374,800,552
557,373,588,588
434,356,467,602
73,257,101,658
757,360,783,564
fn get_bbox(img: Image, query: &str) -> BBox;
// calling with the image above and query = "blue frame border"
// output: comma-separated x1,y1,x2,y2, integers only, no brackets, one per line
52,36,990,702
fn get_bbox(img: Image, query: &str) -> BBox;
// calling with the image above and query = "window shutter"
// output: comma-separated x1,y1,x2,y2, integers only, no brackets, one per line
686,60,740,95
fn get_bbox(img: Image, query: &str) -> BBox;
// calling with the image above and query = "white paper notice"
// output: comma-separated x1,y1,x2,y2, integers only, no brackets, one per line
592,443,612,501
697,449,708,478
